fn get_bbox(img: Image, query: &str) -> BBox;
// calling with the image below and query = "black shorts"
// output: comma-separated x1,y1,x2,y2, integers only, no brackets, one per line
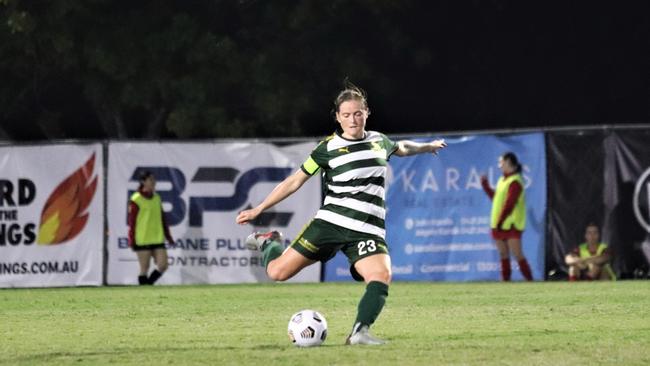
132,243,166,252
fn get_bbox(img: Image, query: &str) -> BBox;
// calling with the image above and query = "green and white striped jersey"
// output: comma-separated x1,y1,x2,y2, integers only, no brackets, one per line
300,129,398,239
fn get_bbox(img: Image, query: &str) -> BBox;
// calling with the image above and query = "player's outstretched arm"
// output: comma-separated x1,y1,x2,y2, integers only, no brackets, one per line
236,169,311,225
394,139,447,157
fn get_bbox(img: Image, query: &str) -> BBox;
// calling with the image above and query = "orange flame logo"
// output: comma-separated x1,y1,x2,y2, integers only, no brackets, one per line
37,153,98,245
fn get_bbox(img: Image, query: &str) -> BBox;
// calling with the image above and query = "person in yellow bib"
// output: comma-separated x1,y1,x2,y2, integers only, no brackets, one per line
127,171,174,285
565,223,615,281
481,152,533,281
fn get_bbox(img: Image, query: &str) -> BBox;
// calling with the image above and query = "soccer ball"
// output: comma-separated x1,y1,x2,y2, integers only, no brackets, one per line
287,309,328,347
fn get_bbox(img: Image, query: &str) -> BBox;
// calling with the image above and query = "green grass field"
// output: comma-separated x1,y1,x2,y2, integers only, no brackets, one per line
2,281,649,365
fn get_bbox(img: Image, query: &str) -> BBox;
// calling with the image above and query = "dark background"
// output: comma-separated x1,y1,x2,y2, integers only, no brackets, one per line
1,0,649,140
546,128,650,279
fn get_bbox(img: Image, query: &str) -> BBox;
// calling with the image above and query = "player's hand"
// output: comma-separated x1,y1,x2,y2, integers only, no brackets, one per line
430,139,447,155
236,207,262,225
480,175,488,184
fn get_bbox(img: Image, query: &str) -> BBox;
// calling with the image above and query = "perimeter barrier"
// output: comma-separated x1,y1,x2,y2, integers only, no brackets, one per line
1,125,649,287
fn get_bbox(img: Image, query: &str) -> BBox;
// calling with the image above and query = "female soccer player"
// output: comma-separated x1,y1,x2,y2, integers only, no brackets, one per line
128,171,174,285
236,83,447,345
481,152,533,281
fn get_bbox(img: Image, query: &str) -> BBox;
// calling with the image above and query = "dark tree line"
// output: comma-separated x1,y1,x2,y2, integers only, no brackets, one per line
1,0,649,140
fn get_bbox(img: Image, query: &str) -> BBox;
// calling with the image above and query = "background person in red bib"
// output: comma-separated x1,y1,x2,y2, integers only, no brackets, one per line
128,171,174,285
481,152,533,281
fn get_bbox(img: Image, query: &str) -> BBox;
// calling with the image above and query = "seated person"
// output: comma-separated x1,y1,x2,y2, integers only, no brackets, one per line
565,223,616,281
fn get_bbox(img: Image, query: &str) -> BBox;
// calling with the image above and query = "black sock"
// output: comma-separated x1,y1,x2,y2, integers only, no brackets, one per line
148,269,162,284
138,275,149,285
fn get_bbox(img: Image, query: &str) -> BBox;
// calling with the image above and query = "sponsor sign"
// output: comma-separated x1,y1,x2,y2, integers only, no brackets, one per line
107,142,321,284
0,144,104,287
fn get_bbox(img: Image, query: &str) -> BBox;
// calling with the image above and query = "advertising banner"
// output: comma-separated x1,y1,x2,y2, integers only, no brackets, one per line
107,142,322,284
324,133,546,281
0,144,104,288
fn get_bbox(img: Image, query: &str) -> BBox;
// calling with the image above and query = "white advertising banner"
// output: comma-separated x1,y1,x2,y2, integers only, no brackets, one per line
0,144,104,288
107,142,322,284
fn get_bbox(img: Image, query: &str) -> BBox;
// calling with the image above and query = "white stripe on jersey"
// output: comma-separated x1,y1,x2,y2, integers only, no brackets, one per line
332,166,387,182
329,149,388,169
323,196,386,219
315,210,386,238
327,183,385,198
326,131,383,151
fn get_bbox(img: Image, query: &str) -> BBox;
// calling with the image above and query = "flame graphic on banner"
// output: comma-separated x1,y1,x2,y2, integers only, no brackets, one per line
37,153,98,245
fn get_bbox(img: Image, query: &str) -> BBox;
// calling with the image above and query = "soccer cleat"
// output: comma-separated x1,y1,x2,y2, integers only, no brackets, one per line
345,324,386,345
245,230,283,251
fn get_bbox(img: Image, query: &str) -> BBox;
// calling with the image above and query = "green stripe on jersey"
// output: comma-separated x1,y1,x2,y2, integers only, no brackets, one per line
334,141,385,154
330,158,387,178
326,191,385,208
327,176,385,187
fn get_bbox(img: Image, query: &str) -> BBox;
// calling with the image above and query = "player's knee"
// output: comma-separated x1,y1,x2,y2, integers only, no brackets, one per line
364,270,391,284
266,264,292,282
